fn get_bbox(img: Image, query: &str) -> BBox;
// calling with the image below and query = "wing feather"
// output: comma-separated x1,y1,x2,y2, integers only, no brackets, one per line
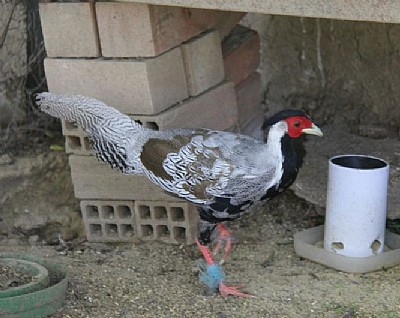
139,130,277,207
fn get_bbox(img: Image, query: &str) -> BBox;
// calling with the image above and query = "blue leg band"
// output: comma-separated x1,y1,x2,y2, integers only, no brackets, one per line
197,260,225,290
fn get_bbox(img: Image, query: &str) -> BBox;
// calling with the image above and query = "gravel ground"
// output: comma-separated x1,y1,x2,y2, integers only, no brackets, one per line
2,192,400,318
0,261,32,290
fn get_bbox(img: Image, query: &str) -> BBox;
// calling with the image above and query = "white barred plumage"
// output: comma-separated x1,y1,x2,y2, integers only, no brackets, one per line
36,92,322,298
36,92,322,223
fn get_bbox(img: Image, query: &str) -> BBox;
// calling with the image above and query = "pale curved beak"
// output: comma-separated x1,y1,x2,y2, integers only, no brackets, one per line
302,123,323,136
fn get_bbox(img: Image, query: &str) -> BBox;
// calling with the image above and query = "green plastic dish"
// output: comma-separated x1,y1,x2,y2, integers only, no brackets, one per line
0,253,68,318
0,258,50,299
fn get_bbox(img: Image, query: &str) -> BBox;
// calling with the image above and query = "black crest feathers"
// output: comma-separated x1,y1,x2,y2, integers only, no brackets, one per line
262,109,309,130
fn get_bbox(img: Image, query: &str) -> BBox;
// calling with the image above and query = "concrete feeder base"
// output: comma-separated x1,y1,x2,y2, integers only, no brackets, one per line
294,225,400,273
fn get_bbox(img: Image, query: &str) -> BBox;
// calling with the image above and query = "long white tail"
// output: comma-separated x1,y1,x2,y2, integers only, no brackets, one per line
36,93,141,134
36,92,142,173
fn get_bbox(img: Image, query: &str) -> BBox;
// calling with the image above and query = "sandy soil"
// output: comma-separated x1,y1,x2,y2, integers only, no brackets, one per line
2,190,400,318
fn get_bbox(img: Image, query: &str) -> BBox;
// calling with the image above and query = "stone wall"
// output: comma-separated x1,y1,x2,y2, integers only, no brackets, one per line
0,2,27,128
242,14,400,132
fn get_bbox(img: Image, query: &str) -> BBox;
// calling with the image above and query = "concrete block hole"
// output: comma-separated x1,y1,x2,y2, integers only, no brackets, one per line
101,205,114,219
86,205,99,219
170,207,185,221
157,225,170,238
120,224,135,238
67,136,81,150
105,223,118,237
64,121,79,130
90,224,102,237
173,227,186,242
135,120,159,130
117,205,132,219
144,122,159,130
139,205,151,219
83,137,91,150
154,206,168,219
141,224,154,237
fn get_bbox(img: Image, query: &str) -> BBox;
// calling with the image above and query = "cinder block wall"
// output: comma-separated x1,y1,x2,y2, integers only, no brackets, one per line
39,2,262,244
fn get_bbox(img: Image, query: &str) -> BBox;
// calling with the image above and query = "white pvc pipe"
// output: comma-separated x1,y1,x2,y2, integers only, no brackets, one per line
324,155,389,257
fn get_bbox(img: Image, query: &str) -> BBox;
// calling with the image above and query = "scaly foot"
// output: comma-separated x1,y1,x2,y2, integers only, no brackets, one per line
212,223,232,263
219,282,254,298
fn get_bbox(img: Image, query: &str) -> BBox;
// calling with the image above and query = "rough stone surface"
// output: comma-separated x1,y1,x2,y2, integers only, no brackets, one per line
242,14,400,130
0,3,26,81
0,155,46,205
0,152,83,242
39,2,100,57
239,111,264,140
239,14,400,217
44,47,188,115
0,2,27,128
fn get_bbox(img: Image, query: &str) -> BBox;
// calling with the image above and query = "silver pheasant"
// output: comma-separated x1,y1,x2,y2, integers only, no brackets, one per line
36,92,322,297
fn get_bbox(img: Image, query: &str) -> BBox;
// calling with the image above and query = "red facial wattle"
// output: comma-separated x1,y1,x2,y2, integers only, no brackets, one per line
285,116,313,138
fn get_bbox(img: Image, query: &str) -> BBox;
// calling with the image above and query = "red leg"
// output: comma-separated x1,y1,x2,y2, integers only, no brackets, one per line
196,239,215,265
212,223,232,263
196,239,254,298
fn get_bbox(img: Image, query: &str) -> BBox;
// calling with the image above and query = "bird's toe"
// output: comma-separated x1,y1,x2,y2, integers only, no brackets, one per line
218,282,255,298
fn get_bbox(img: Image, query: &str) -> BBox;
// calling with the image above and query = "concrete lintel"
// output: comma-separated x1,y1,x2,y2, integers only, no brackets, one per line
117,0,400,24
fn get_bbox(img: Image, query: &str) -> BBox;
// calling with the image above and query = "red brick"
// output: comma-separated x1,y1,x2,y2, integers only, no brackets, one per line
39,3,100,57
96,2,245,57
215,12,247,40
222,25,260,86
181,30,225,96
235,72,262,127
44,47,188,115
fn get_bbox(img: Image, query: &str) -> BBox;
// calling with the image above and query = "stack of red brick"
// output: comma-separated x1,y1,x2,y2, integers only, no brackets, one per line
39,2,261,245
223,25,262,139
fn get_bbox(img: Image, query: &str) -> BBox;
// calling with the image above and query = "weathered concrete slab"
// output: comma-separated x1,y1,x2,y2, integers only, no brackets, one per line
294,125,400,218
117,0,400,24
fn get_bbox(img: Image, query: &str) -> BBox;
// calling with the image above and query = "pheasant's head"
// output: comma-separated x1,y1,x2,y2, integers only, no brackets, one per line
263,109,323,138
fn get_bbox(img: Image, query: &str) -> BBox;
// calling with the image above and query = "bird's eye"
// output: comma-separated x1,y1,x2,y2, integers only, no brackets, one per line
293,121,301,128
